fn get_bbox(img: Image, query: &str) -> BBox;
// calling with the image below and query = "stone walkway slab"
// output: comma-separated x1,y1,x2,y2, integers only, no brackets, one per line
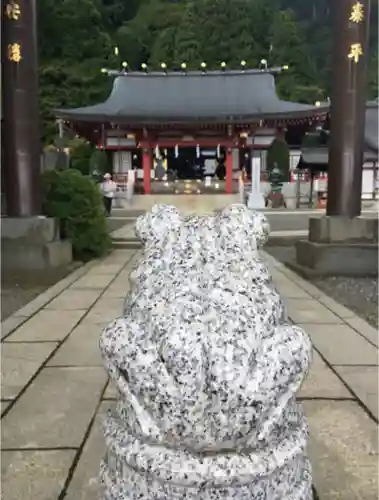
285,298,343,324
64,402,115,500
274,279,311,299
344,316,379,347
317,294,357,320
300,324,378,366
69,273,115,290
334,366,379,420
103,380,117,400
2,367,107,449
5,309,87,342
2,342,58,399
47,324,103,367
1,401,11,414
84,309,122,325
298,350,352,399
87,263,125,275
45,289,101,311
304,400,378,500
102,284,130,299
1,315,29,340
2,449,75,500
91,297,125,314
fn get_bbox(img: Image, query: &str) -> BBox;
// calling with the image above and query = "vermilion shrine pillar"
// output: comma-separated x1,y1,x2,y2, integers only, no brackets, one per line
225,149,233,194
142,148,152,194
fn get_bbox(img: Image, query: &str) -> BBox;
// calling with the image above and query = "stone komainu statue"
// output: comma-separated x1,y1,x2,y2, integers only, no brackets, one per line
99,204,313,500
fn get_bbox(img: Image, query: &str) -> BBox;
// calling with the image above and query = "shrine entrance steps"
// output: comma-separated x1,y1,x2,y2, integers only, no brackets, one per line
116,194,241,215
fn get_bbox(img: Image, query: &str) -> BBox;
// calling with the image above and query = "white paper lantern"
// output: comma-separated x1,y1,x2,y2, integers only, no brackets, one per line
175,144,179,158
196,144,200,158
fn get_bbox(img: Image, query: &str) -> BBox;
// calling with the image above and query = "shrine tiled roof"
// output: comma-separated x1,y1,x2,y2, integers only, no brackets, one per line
55,69,328,124
298,102,378,168
365,100,378,152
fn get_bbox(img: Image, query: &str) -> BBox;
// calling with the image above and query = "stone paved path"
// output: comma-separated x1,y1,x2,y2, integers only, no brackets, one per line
1,248,378,500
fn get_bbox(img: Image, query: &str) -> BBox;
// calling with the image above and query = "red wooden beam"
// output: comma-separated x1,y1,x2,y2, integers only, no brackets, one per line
138,138,244,148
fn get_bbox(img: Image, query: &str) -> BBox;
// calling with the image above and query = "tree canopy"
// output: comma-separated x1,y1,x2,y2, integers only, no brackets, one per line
38,0,378,144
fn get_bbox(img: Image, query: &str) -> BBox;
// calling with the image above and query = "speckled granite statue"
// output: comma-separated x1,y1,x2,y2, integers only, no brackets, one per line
99,204,313,499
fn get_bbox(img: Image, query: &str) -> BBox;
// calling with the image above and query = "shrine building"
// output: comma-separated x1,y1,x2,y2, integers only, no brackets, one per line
55,67,328,194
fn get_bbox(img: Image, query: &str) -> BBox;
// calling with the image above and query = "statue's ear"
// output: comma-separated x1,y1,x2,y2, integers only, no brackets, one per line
135,204,182,245
219,204,270,248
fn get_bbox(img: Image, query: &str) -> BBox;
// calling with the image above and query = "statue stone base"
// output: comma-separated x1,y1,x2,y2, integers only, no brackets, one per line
295,216,378,277
100,204,313,499
1,216,72,271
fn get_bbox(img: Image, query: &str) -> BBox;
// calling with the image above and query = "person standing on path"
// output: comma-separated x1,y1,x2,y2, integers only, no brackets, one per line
100,173,117,216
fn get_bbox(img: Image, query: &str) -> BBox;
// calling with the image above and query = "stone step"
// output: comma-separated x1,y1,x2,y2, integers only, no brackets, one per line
111,231,306,251
112,239,142,250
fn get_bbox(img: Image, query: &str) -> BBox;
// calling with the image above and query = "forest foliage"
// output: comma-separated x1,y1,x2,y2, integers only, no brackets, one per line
38,0,378,143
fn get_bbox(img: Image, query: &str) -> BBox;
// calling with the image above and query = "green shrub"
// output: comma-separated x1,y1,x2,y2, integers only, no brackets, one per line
41,169,111,261
267,137,290,181
90,149,110,176
69,139,93,175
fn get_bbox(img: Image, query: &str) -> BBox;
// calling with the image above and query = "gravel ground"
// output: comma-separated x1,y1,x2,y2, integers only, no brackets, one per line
266,246,378,328
1,219,131,322
1,264,81,320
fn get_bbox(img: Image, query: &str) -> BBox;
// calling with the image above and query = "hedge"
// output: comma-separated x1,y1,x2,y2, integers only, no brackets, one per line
41,169,111,261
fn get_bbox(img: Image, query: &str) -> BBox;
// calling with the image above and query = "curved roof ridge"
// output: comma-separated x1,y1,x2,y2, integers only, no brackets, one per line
55,71,328,123
106,67,286,78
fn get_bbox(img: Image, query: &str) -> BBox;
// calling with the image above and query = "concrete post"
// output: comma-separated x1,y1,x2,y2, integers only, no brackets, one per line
247,154,265,209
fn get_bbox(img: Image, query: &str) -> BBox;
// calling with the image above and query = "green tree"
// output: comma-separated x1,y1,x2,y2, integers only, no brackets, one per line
69,139,94,175
269,9,322,101
228,0,258,65
199,0,235,66
149,27,177,67
173,2,203,67
38,0,379,145
116,0,183,69
367,50,379,99
38,0,115,143
101,0,141,31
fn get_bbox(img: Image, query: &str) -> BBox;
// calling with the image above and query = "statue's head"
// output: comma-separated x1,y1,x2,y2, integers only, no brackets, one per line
135,203,269,251
130,203,273,308
135,204,182,246
217,204,270,250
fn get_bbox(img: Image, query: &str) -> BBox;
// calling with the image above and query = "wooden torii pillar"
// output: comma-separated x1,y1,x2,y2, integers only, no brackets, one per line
295,0,376,276
327,0,371,216
2,0,41,216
